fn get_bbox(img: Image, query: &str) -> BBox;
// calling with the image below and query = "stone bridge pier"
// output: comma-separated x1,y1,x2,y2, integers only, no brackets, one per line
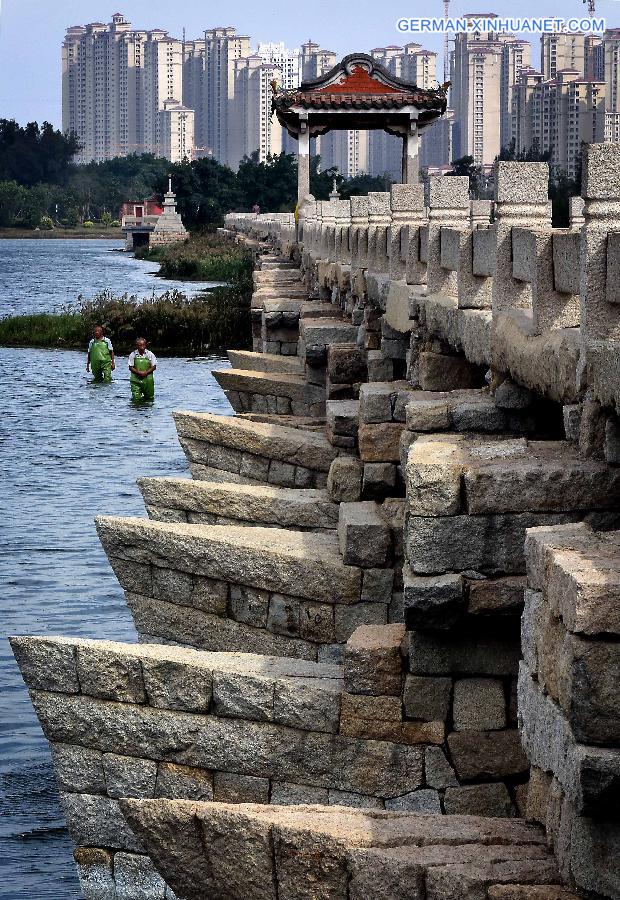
10,141,620,900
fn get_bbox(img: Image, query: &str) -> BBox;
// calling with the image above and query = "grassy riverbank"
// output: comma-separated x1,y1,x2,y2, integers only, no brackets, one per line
135,231,249,282
0,234,253,354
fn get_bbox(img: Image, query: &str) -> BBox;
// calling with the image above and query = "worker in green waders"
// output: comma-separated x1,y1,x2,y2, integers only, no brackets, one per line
128,337,157,402
86,325,115,383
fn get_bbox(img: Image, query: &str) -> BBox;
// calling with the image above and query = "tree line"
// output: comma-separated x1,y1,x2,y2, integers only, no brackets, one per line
0,119,392,230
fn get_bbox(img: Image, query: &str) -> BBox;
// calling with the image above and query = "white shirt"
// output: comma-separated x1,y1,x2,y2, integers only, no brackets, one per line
128,349,157,367
88,337,113,352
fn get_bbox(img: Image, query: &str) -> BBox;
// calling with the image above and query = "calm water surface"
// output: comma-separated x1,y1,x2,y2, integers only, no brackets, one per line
0,238,217,317
0,241,232,899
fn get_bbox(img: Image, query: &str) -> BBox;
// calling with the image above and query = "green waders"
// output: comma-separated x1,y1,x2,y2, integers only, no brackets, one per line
130,353,155,402
89,339,112,383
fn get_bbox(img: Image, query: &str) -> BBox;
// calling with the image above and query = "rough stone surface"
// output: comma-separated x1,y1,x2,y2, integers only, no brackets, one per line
118,800,559,900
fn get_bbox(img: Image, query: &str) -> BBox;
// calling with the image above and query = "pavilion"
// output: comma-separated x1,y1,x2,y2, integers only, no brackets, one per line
272,52,448,204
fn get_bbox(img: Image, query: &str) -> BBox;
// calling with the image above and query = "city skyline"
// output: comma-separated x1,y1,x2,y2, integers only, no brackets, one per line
3,0,620,127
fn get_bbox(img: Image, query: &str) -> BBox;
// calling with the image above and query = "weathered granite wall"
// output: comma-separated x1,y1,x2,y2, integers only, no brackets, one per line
9,145,620,900
519,523,620,898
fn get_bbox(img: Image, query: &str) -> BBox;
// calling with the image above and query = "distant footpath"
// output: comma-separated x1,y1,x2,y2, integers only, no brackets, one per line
0,226,124,240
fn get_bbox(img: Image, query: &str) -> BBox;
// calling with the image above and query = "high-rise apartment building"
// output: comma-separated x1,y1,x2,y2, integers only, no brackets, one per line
230,56,283,163
159,99,195,163
541,33,586,80
451,21,505,167
182,39,207,155
511,68,545,153
201,27,252,167
512,67,604,177
600,30,620,141
500,39,531,149
368,44,437,179
62,13,189,163
256,42,302,89
420,109,454,171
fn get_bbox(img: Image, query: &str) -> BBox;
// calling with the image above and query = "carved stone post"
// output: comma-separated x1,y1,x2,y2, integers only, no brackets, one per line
389,184,425,282
491,161,549,315
367,192,391,274
426,176,470,297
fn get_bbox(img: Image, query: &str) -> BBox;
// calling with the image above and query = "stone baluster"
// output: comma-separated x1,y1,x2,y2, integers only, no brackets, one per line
311,201,322,258
299,200,316,250
350,196,369,272
425,176,470,297
333,199,352,266
320,200,335,261
389,184,425,282
581,142,620,343
491,161,550,315
579,143,620,414
367,192,391,274
470,200,493,225
569,197,585,229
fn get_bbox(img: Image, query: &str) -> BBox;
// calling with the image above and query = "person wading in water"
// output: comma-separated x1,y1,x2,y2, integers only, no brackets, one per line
128,337,157,402
86,325,115,383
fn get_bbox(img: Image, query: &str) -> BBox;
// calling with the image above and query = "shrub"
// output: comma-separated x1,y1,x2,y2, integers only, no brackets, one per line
83,220,94,228
39,216,54,230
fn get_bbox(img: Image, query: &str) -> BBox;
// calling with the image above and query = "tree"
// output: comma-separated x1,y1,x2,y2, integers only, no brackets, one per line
498,139,551,163
0,119,80,186
236,151,297,211
310,156,342,200
339,172,393,198
0,180,26,226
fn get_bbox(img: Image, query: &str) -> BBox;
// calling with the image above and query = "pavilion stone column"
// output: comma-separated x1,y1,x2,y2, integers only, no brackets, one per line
333,199,352,266
491,161,549,316
297,125,311,206
389,184,425,282
402,122,420,185
367,192,391,274
350,196,369,272
426,175,470,296
580,142,620,344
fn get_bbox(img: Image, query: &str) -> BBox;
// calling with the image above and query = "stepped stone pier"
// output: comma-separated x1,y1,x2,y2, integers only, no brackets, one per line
11,142,620,900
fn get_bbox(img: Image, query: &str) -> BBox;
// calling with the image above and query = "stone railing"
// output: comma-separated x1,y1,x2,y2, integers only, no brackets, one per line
225,145,620,451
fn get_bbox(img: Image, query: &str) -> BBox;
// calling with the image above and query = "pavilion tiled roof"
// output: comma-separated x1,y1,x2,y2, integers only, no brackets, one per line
272,53,448,121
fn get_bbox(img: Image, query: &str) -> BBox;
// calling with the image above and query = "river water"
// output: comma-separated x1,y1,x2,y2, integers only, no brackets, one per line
0,238,215,317
0,240,232,898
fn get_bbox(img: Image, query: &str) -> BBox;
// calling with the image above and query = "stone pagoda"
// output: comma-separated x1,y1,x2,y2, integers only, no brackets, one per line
150,176,188,247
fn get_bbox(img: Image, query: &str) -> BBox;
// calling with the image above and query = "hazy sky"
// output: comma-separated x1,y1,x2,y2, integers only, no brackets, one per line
1,0,619,127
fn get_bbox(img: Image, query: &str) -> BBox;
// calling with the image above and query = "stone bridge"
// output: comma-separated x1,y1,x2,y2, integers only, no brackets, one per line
10,145,620,900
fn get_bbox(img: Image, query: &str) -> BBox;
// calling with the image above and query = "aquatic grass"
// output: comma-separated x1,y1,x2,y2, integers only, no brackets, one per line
0,231,253,354
0,285,252,355
0,311,86,348
135,231,252,282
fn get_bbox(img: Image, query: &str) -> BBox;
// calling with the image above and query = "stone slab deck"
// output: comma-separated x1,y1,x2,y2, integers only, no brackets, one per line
406,434,620,518
96,516,366,657
173,411,338,489
226,350,303,375
212,369,326,417
137,476,339,530
120,800,569,900
10,635,468,899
